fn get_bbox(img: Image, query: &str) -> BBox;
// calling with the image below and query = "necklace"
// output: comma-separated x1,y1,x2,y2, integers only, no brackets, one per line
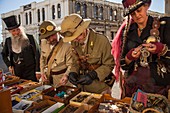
138,28,143,33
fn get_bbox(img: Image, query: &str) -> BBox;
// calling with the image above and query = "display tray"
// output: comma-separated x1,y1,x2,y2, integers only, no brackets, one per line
88,94,131,113
8,85,23,95
15,89,41,101
70,92,91,107
25,99,56,113
42,86,80,105
0,75,20,86
18,81,41,94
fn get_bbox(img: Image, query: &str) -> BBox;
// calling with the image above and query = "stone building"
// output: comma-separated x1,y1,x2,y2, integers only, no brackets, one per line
165,0,170,16
1,0,163,43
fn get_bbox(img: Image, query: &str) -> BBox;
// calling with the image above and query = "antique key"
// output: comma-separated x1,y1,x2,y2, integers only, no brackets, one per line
140,47,150,67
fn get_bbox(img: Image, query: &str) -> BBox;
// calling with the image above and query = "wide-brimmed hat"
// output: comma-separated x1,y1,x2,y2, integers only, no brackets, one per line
39,20,61,39
122,0,151,16
60,14,91,42
2,15,20,30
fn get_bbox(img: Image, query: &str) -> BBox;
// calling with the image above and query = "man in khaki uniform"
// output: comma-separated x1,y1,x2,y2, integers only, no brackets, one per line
60,14,115,94
39,20,73,86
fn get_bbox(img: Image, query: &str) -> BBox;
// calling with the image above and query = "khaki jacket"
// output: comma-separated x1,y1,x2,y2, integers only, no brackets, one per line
71,29,115,93
40,39,72,85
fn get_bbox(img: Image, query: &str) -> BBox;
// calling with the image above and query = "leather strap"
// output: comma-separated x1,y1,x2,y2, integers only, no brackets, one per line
46,39,63,78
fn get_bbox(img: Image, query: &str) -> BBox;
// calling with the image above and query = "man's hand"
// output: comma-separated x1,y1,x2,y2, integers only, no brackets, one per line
59,74,68,85
77,70,98,85
68,72,78,85
8,66,15,75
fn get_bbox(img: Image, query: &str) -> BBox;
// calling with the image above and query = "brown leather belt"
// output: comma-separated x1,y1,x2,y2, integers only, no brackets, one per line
50,68,67,75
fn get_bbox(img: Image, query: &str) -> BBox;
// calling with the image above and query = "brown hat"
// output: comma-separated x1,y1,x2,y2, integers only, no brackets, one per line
60,14,91,42
39,20,61,39
2,15,20,30
122,0,151,16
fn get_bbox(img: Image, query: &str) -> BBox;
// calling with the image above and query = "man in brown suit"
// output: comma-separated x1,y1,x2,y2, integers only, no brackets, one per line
60,14,115,94
39,20,73,86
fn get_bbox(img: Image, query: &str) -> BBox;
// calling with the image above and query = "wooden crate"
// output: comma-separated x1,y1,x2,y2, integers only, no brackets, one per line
18,81,41,94
88,94,131,113
0,75,20,86
43,86,80,105
70,92,91,107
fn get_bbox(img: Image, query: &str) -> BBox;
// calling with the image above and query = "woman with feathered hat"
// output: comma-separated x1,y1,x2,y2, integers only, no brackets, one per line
112,0,170,98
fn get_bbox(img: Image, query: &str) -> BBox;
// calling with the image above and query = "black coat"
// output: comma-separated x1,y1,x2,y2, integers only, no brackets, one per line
1,34,40,81
120,16,170,97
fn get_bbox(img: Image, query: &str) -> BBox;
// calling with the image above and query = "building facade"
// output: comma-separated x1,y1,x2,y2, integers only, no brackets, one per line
165,0,170,16
1,0,163,43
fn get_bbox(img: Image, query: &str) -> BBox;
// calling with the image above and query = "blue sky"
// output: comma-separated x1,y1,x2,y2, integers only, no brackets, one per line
0,0,165,42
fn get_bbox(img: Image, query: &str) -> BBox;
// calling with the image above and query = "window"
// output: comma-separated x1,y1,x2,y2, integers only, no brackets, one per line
99,7,103,20
42,8,45,21
82,4,87,18
57,4,61,18
29,11,32,24
52,5,55,19
109,8,113,21
94,5,98,19
25,12,28,25
37,9,40,22
113,10,117,21
75,2,81,14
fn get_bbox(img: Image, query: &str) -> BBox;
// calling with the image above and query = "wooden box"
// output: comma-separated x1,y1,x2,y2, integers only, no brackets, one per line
18,81,41,94
0,75,20,86
15,89,41,101
0,89,13,113
70,92,91,107
25,99,57,113
88,94,131,113
43,86,80,105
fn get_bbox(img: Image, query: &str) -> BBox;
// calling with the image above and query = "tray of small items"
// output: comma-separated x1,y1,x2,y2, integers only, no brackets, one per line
130,89,170,113
42,86,81,105
69,92,92,107
15,89,42,101
0,75,20,86
18,81,41,94
88,94,131,113
25,99,64,113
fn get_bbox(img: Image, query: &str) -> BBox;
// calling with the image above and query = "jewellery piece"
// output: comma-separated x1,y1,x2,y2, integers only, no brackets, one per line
140,48,150,67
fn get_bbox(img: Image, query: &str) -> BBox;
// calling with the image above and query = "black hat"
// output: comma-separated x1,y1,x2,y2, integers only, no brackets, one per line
2,15,20,30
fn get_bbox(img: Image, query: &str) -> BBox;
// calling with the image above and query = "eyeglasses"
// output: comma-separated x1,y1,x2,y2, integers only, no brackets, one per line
40,25,55,35
61,19,83,37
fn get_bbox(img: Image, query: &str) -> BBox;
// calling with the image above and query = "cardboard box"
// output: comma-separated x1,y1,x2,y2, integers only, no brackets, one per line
58,104,79,113
43,86,80,104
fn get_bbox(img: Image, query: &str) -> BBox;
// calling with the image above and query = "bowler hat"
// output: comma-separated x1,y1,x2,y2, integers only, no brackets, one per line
39,20,61,39
60,14,91,42
2,15,20,30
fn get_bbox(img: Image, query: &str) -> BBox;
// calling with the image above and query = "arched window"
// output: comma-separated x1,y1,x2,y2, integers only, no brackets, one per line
18,15,21,24
113,10,117,21
29,11,32,24
109,8,113,21
57,4,61,18
75,2,81,14
82,4,87,18
99,6,103,20
42,8,45,21
52,5,55,19
37,9,40,22
25,12,28,25
94,5,98,19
